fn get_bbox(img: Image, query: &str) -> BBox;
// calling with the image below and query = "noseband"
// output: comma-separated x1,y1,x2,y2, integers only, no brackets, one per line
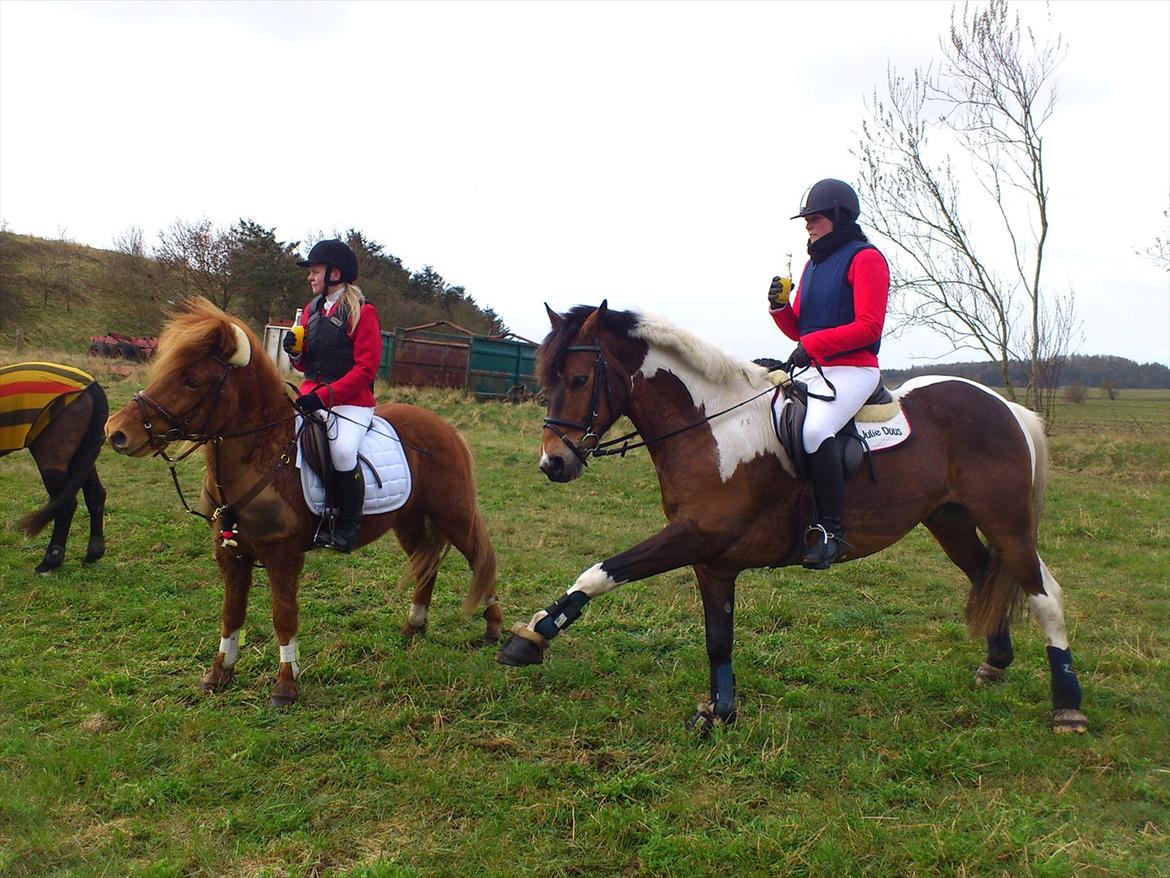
542,342,613,466
132,354,234,452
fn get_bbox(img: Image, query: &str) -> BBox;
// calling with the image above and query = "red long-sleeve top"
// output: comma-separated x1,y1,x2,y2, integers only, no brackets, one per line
770,248,889,367
290,300,382,408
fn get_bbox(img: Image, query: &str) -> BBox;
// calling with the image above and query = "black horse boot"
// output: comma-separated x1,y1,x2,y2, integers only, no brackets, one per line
803,437,848,570
329,466,364,553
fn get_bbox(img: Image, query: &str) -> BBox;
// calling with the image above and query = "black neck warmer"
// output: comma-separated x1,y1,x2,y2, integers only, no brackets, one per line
807,219,869,264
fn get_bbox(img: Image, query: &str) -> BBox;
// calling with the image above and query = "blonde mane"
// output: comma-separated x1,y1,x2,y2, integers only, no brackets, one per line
631,312,772,390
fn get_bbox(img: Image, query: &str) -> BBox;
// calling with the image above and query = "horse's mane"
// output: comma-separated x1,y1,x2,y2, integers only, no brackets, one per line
539,305,770,390
631,312,771,388
150,296,280,392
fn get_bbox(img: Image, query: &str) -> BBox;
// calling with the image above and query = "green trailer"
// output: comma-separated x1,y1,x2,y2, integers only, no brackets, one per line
466,334,540,400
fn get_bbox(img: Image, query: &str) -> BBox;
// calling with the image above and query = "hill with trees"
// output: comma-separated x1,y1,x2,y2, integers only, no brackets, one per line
883,355,1170,390
0,223,507,354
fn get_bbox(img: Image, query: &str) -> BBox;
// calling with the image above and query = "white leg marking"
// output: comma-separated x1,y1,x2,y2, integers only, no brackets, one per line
219,629,240,668
279,637,301,679
408,602,428,629
1027,558,1069,650
567,562,623,598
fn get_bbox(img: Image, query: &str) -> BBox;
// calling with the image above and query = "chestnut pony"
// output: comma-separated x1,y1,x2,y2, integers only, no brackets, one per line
106,297,500,706
498,303,1086,735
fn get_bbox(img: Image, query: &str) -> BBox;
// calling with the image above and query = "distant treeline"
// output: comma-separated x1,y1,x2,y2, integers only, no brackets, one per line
883,355,1170,389
0,223,506,353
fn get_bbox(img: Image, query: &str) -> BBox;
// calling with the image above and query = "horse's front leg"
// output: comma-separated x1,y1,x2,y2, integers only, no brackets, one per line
685,566,738,735
265,549,306,708
497,520,728,666
202,548,254,693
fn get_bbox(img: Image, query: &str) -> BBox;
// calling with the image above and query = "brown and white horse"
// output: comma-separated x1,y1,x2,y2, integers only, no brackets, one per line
497,302,1087,734
105,297,500,706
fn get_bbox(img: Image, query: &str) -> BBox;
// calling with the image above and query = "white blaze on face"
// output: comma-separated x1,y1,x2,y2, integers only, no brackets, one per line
633,344,776,483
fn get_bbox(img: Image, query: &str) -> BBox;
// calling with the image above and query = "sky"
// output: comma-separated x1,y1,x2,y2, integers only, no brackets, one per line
1,0,1168,369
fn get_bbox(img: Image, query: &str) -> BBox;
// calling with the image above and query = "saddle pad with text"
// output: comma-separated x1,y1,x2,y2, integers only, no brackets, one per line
296,415,412,516
854,407,913,451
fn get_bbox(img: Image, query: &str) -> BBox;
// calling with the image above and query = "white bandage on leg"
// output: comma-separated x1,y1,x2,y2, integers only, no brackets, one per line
408,602,428,629
219,629,240,668
279,637,301,679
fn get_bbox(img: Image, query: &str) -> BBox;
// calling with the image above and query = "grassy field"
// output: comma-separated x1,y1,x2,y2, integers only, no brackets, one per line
0,354,1167,877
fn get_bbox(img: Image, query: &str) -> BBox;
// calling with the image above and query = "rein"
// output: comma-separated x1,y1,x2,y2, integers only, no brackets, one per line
542,340,783,463
132,360,303,531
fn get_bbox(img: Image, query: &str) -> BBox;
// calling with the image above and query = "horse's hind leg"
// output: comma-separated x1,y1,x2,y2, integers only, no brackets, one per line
924,504,1014,685
1027,557,1087,733
394,517,439,640
81,467,107,564
962,509,1087,733
685,566,738,735
33,465,76,573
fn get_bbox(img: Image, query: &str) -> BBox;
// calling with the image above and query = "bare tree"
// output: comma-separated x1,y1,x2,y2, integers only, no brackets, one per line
856,0,1077,418
155,217,237,310
1138,205,1169,271
113,226,161,333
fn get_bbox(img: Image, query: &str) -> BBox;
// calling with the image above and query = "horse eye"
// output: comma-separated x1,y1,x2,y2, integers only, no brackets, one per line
183,377,201,390
569,375,588,390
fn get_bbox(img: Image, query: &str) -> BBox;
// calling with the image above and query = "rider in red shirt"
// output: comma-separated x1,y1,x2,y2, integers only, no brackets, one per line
284,239,382,552
768,179,890,569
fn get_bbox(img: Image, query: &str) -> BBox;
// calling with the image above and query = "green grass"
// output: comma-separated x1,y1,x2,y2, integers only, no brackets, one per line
0,362,1167,877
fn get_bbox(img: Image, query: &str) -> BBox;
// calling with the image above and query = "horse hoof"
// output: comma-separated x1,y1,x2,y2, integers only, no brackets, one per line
269,692,298,708
482,629,501,647
201,667,235,693
1052,708,1088,734
974,662,1005,686
496,633,545,666
35,545,66,574
685,710,716,737
400,622,427,639
84,542,106,564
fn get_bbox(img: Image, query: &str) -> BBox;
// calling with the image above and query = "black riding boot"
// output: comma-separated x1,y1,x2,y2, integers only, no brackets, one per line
803,437,848,569
329,466,364,553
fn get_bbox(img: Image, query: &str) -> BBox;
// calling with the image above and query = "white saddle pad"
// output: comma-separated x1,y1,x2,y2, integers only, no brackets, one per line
296,415,412,516
854,407,913,452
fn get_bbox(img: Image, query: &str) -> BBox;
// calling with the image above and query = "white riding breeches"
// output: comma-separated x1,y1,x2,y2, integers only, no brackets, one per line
322,404,373,471
801,366,880,453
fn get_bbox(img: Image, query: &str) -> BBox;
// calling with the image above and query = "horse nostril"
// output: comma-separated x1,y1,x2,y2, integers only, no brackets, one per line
541,456,564,478
109,431,127,450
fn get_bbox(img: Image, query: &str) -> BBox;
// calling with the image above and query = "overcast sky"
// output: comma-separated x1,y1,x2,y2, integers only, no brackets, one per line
2,0,1168,368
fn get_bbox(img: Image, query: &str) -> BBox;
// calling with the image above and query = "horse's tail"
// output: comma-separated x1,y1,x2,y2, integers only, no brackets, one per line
397,516,451,595
965,399,1048,637
21,383,108,536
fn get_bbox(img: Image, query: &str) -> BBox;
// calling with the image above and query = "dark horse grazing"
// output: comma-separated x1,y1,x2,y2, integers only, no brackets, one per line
0,361,107,573
498,303,1087,734
105,298,500,706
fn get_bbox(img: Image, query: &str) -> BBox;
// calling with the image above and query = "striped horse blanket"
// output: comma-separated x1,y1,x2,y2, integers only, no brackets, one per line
0,362,96,452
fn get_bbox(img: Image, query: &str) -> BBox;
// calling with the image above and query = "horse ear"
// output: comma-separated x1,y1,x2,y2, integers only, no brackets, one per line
545,303,563,331
580,300,608,342
227,323,251,367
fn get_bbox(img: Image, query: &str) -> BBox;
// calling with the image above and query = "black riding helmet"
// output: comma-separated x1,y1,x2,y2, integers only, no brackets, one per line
297,239,359,284
791,179,861,222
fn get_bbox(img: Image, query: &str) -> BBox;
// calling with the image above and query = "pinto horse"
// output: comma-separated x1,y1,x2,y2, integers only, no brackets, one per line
105,297,500,706
497,303,1087,734
1,362,107,573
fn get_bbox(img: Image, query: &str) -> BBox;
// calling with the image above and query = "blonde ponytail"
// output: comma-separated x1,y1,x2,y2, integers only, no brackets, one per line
340,283,365,334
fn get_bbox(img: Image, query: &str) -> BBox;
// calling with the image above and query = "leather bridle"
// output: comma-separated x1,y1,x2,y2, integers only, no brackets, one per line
541,342,615,467
132,354,234,453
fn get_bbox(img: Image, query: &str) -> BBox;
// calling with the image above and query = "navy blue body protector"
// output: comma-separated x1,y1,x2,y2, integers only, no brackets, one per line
797,239,881,359
304,295,355,384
